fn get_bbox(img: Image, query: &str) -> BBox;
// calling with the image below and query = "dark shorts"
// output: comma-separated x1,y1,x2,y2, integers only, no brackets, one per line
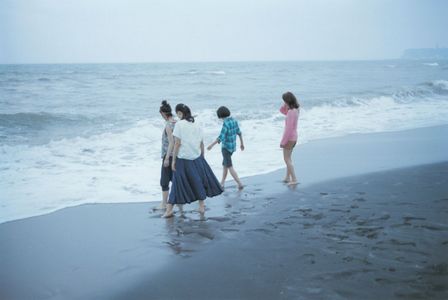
160,155,173,191
221,148,233,167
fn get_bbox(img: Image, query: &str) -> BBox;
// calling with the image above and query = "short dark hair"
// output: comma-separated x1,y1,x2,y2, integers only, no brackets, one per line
216,106,231,119
175,103,195,122
159,100,172,117
282,92,299,109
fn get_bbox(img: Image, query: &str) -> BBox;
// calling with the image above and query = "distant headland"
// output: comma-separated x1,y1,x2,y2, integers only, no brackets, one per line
402,47,448,60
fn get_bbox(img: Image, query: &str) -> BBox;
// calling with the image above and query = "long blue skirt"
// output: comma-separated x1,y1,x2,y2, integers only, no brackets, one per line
169,156,223,205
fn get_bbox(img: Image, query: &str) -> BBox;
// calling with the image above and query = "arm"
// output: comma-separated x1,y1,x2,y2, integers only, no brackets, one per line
171,137,181,171
236,122,244,151
200,141,205,156
207,139,219,150
280,104,288,115
164,125,174,167
238,133,245,151
209,124,228,150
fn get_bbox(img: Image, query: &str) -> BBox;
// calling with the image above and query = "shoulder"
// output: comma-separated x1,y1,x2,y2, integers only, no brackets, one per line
228,117,238,125
173,120,185,134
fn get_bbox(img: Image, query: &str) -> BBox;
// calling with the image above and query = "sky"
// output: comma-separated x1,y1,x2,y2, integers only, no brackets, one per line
1,0,447,64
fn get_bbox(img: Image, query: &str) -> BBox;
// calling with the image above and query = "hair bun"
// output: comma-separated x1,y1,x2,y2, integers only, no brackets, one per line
161,100,168,105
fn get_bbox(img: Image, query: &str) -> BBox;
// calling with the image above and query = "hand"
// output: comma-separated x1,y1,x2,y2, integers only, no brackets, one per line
240,144,245,151
207,145,212,151
171,161,176,172
163,158,170,167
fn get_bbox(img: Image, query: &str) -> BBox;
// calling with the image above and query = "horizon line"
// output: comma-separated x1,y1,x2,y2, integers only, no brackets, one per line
0,57,413,66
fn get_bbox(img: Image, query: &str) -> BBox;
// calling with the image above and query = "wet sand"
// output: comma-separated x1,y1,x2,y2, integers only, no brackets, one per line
114,162,448,300
1,125,447,300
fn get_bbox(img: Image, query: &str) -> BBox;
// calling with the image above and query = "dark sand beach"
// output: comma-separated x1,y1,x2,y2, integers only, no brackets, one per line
1,125,447,300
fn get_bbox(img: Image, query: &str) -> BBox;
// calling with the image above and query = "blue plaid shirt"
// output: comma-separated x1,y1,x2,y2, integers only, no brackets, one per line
218,117,241,153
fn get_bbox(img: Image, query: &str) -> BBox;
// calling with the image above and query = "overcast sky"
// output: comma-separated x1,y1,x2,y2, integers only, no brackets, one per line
1,0,447,63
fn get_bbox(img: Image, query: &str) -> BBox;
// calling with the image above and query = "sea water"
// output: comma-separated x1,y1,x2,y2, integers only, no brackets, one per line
1,61,448,223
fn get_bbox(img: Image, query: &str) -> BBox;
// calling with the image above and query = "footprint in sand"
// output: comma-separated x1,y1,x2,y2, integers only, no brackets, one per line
294,208,312,214
386,239,417,247
247,228,273,234
434,198,448,203
327,233,349,241
220,228,240,232
275,221,293,226
418,224,448,231
208,216,232,222
311,213,325,220
353,197,366,202
403,216,426,222
231,220,246,225
352,226,383,239
303,223,314,229
264,222,278,229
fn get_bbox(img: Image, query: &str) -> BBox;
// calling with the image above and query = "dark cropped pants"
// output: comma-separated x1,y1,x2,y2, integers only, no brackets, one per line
160,155,173,191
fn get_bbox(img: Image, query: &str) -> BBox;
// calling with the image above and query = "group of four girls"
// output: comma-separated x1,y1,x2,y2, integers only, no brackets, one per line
157,92,300,218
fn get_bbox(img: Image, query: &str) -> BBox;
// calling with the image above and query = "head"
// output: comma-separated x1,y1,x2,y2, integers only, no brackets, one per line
175,103,195,122
216,106,231,119
159,100,172,120
282,91,300,109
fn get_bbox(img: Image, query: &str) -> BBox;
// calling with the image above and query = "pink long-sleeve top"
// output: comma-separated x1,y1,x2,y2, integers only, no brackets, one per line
280,104,299,146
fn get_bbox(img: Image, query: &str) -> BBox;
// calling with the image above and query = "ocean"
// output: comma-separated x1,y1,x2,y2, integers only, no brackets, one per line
1,60,448,223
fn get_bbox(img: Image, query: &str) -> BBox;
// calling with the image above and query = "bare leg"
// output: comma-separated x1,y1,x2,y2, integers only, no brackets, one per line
198,200,205,214
285,148,298,185
228,166,243,189
177,204,184,214
158,191,168,209
282,148,291,182
221,167,228,188
162,203,174,218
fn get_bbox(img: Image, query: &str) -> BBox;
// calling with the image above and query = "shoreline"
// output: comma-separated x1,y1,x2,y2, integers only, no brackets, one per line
2,124,448,225
1,125,447,299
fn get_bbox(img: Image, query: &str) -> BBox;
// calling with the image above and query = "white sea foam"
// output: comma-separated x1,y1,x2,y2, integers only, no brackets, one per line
430,80,448,91
2,91,448,223
208,70,226,75
423,62,439,67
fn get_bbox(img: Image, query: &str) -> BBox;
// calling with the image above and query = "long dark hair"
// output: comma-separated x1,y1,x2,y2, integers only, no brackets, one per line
282,92,300,109
175,103,195,123
159,100,173,117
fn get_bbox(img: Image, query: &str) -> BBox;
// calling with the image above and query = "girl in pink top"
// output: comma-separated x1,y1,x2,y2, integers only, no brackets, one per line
280,91,300,185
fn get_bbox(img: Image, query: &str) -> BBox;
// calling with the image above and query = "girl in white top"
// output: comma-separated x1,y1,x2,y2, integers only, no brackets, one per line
162,104,223,218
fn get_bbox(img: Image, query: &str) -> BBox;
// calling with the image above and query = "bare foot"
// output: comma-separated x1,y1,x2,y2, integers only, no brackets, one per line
287,181,299,186
237,184,244,190
198,206,205,214
162,212,174,218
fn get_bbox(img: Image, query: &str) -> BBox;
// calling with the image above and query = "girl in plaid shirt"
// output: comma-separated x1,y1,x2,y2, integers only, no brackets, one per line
207,106,245,190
